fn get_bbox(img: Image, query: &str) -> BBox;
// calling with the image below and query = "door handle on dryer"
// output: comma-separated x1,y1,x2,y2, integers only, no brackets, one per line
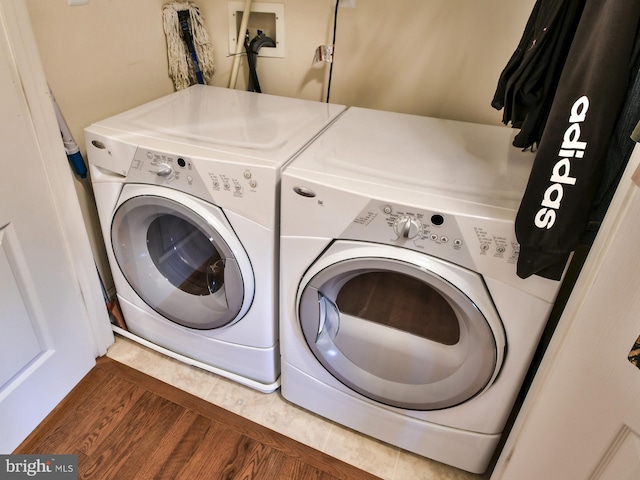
317,294,340,343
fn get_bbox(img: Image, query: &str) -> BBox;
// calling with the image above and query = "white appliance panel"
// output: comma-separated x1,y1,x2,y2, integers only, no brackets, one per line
85,85,346,393
279,107,563,473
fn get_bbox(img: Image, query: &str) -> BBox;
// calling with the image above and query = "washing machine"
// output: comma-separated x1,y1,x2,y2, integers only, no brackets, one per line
279,107,563,472
85,85,345,392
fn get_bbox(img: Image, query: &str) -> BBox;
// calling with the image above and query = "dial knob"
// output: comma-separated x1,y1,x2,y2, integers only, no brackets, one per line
394,216,422,239
156,162,173,177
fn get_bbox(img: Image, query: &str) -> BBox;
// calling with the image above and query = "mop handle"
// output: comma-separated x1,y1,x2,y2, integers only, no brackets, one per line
178,12,204,84
51,90,87,178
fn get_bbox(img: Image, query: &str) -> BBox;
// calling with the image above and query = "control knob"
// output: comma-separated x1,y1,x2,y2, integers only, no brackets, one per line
156,162,174,177
394,216,422,239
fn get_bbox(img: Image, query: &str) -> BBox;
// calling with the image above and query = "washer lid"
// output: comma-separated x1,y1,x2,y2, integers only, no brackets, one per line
90,85,346,165
297,240,505,410
111,184,254,329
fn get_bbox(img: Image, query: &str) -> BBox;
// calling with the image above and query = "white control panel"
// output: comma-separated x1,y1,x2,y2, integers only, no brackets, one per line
126,148,211,200
341,200,520,273
125,147,276,228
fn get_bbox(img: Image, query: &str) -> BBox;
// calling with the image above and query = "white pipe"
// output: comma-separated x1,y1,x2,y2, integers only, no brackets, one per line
112,326,281,393
229,0,252,89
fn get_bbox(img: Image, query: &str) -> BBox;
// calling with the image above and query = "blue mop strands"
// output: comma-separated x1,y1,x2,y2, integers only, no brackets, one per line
51,90,87,179
178,10,204,84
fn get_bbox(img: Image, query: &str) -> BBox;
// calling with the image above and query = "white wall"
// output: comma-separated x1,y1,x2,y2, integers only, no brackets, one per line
24,0,535,291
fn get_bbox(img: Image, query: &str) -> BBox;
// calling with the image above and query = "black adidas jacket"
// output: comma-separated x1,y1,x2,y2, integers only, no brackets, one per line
504,0,640,279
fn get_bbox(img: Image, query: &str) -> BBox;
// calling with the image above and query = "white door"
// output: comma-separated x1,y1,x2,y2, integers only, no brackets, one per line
0,0,97,452
491,146,640,479
111,185,254,329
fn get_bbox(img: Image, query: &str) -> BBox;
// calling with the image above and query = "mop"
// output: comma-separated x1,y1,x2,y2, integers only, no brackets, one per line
162,1,215,90
50,89,128,330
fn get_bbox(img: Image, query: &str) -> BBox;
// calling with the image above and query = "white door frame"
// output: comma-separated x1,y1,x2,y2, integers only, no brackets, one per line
491,143,640,478
2,0,112,355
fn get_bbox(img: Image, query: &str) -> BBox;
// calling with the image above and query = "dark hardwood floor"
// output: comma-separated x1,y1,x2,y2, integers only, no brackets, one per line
15,356,381,480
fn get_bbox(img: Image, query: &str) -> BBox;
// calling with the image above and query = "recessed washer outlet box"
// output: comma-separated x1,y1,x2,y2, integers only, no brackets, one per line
228,2,285,58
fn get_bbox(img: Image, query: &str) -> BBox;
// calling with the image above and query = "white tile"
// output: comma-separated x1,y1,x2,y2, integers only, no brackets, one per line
322,423,400,480
393,450,485,480
203,375,276,425
152,357,219,399
260,394,332,451
106,335,169,378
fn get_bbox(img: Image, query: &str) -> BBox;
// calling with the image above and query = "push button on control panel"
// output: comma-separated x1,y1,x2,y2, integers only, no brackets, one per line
431,214,445,226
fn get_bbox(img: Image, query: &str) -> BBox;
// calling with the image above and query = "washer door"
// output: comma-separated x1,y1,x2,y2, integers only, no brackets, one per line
111,185,254,330
297,241,505,410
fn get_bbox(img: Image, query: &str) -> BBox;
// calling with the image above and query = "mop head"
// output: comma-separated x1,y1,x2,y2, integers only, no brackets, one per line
162,1,215,90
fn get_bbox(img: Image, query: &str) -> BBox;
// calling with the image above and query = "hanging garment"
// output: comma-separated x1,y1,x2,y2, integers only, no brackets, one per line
514,0,640,280
492,0,585,150
581,32,640,245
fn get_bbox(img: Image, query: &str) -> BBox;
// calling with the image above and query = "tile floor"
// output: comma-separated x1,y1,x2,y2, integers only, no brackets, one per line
106,334,489,480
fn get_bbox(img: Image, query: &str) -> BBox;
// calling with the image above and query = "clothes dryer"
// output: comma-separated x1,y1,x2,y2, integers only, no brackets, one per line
279,107,563,471
85,85,345,392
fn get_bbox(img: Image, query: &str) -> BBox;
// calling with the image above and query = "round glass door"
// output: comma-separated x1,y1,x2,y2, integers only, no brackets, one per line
298,251,502,410
111,192,253,329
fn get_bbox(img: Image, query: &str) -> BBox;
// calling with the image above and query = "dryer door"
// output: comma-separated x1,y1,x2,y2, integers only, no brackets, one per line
297,240,505,410
111,185,254,329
